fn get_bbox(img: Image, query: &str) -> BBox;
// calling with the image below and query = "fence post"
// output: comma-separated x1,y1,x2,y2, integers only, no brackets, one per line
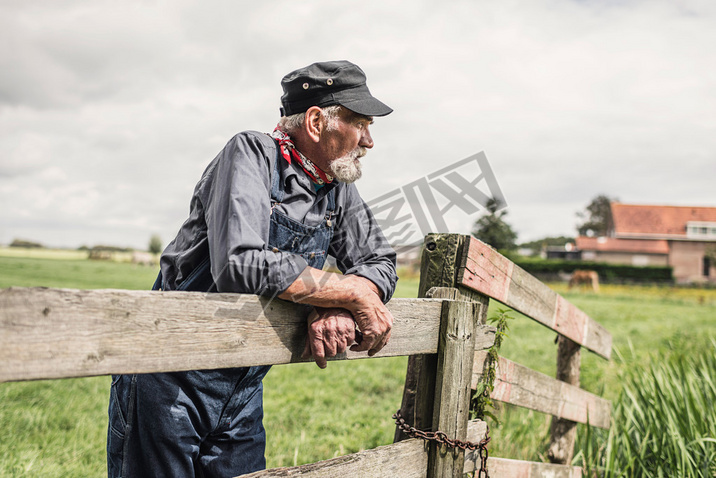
395,234,463,441
395,234,489,443
427,299,478,478
547,335,581,464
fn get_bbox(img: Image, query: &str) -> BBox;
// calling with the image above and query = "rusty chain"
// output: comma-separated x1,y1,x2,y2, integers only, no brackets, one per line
393,409,490,477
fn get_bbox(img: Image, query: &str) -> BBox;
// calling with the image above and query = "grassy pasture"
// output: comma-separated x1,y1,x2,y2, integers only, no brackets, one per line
0,253,714,476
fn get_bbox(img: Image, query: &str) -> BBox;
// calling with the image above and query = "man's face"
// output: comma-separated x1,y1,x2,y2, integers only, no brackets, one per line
317,108,374,183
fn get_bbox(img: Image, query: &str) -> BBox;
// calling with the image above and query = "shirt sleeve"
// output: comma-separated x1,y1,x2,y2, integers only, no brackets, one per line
201,132,309,296
329,184,398,303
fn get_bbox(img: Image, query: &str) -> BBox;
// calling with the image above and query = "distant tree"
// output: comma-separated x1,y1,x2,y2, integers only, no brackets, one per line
10,239,43,248
472,198,518,251
91,245,132,252
577,195,616,237
148,234,163,254
519,236,575,256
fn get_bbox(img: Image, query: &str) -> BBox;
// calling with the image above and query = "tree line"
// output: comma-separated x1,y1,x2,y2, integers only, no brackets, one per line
472,194,615,254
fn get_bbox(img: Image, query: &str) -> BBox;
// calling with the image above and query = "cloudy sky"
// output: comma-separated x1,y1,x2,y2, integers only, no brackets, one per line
2,0,715,250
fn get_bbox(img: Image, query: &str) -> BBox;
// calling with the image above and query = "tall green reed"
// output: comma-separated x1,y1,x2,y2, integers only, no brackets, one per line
575,338,716,477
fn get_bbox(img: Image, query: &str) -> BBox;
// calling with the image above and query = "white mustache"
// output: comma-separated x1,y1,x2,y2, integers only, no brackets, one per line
352,147,367,160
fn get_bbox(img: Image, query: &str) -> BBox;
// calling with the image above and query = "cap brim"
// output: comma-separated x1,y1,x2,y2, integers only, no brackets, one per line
332,85,393,116
339,96,393,117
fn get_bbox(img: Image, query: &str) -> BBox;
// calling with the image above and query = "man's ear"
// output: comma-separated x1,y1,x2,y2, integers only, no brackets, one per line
303,106,324,143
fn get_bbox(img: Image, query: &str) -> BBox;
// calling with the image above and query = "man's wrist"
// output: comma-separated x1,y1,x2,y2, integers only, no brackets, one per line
278,268,382,310
342,275,381,311
349,274,382,299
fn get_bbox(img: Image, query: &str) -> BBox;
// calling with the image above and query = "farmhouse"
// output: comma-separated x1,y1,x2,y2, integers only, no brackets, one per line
576,203,716,284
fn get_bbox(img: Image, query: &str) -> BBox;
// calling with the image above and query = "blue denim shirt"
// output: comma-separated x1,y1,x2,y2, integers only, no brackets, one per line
160,131,397,302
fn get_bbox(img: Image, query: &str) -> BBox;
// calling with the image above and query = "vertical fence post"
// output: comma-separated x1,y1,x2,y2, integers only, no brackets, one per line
395,233,489,444
547,335,582,464
395,233,465,441
427,299,477,478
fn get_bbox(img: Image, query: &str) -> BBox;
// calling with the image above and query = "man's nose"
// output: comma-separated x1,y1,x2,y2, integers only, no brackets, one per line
359,127,374,149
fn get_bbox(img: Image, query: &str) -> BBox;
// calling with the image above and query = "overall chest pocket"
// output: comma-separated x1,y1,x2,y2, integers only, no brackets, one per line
269,211,333,269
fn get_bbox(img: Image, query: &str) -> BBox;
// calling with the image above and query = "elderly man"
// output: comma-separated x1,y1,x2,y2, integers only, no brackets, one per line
107,61,397,477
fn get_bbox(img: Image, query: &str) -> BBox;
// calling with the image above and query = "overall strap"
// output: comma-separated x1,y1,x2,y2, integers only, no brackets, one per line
152,271,163,290
326,185,336,214
270,150,284,203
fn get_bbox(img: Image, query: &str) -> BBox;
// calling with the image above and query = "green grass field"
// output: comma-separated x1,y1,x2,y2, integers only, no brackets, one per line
0,252,714,476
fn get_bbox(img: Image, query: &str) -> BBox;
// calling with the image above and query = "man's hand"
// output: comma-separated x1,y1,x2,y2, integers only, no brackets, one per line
344,278,393,357
280,268,394,361
302,307,356,369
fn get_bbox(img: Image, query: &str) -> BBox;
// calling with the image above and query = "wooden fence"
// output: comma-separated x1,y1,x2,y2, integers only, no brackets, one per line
0,233,612,477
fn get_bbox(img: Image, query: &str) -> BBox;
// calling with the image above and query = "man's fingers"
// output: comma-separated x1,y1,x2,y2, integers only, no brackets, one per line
312,343,327,368
368,330,391,356
350,299,393,355
309,328,327,369
349,338,371,352
335,326,354,355
349,330,389,354
305,308,359,368
322,328,338,358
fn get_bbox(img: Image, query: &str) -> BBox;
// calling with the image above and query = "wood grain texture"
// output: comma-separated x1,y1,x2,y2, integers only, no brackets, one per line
239,421,490,478
397,233,468,443
472,351,611,429
465,418,489,441
548,336,582,464
239,438,429,478
417,234,465,297
463,419,582,477
464,456,583,478
428,300,478,478
458,237,612,360
0,287,459,382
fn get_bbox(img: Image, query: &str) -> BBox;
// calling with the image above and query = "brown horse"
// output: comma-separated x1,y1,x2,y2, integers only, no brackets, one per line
569,270,600,292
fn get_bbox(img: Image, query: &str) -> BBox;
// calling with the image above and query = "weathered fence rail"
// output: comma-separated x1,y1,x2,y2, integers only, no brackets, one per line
0,233,612,477
0,289,453,382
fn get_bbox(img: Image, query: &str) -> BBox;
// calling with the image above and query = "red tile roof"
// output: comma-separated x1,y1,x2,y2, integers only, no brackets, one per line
611,203,716,237
576,236,669,254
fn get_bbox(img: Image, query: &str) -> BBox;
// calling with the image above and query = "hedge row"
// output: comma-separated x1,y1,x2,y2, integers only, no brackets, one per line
512,258,674,283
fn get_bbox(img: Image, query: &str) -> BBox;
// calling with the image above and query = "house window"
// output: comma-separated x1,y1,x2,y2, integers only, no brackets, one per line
687,222,716,239
705,256,712,277
632,255,649,266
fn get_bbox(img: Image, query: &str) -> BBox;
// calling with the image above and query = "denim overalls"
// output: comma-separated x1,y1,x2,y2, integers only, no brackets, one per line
108,155,336,478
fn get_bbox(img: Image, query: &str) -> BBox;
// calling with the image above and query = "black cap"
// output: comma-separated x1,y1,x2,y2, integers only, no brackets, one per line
280,60,393,117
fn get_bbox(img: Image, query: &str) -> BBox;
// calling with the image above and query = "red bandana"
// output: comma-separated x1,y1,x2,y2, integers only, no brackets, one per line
270,127,333,185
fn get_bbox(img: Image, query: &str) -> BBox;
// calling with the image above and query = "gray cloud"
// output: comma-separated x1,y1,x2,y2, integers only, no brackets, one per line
1,0,715,249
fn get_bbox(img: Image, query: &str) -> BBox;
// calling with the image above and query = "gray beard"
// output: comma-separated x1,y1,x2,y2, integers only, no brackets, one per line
329,148,366,183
